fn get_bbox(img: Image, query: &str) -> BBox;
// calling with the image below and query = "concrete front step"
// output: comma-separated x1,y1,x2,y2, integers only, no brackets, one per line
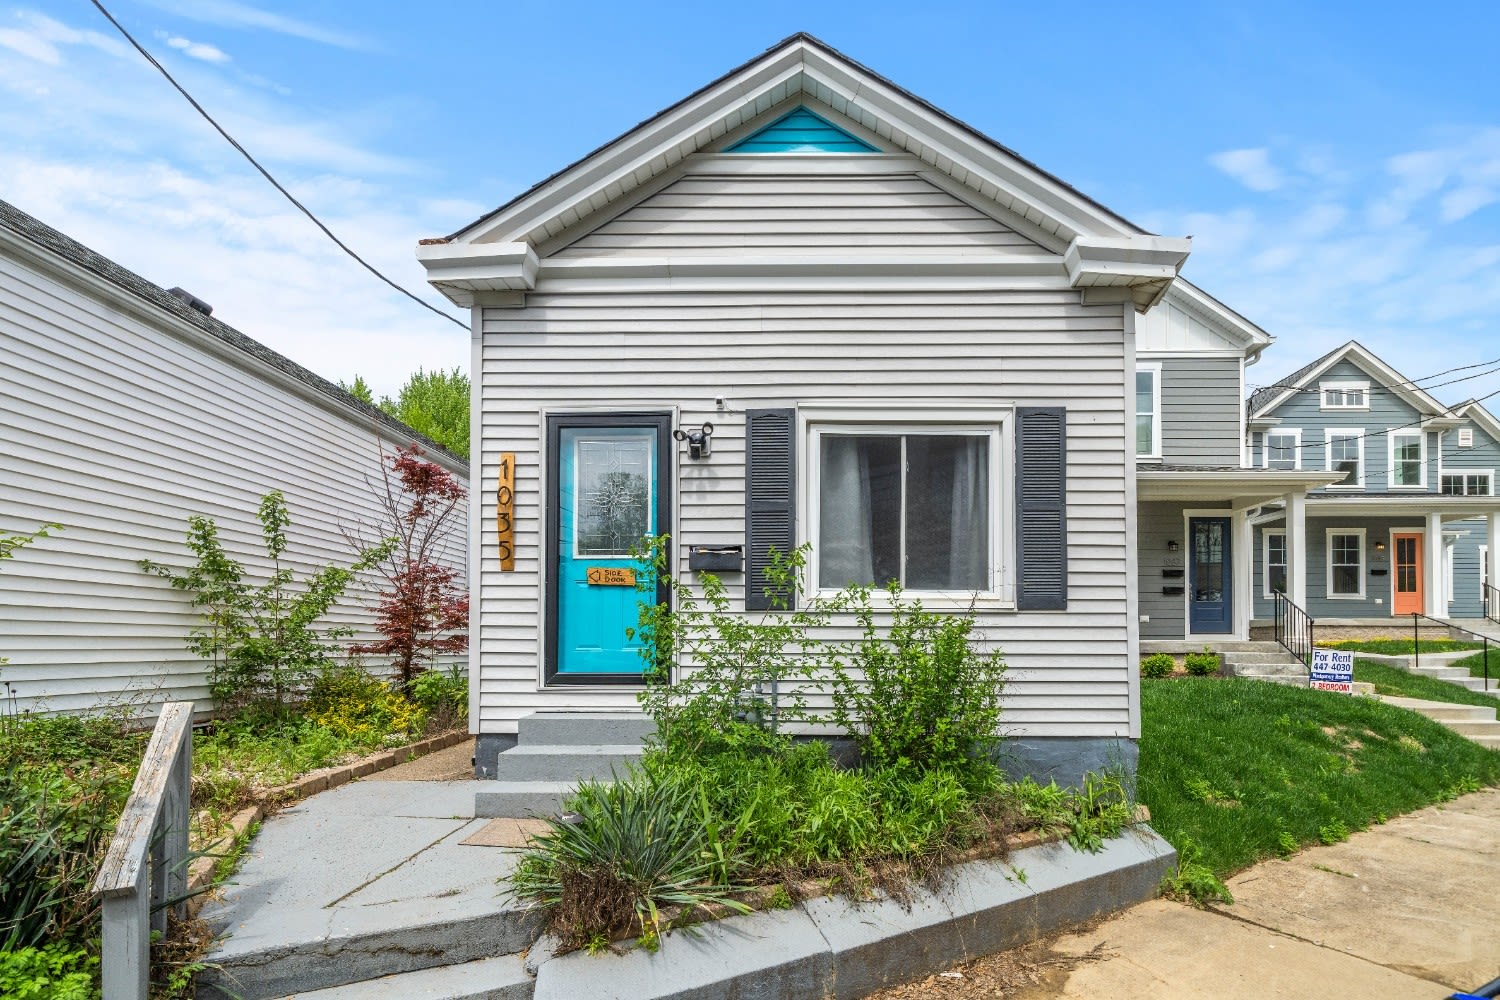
197,901,539,1000
518,712,654,746
475,781,578,819
1382,697,1495,722
491,744,644,782
273,954,533,1000
1221,650,1303,665
1410,668,1490,692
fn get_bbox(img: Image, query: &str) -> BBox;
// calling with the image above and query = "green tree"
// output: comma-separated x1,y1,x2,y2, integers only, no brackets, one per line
379,368,469,458
340,375,375,405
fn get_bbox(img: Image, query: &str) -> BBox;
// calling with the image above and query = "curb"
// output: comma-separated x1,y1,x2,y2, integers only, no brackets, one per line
184,730,471,915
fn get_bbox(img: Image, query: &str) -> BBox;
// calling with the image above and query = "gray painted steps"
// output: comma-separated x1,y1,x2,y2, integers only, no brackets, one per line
517,712,654,745
476,713,654,819
268,953,532,1000
489,744,644,782
475,781,586,819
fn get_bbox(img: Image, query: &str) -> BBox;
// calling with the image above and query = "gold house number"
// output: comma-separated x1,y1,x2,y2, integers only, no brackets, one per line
496,452,516,572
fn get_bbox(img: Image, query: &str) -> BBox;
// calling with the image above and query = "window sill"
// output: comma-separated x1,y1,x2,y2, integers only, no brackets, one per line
811,590,1015,612
1325,594,1367,601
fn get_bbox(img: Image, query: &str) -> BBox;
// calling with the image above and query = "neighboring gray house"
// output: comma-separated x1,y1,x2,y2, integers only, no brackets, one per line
1245,341,1500,626
419,33,1199,781
0,199,468,715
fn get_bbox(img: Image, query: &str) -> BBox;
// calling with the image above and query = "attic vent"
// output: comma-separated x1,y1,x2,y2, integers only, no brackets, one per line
1459,427,1474,447
167,287,213,316
725,107,878,154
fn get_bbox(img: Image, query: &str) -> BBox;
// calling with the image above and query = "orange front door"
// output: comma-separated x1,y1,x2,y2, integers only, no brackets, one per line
1393,533,1423,615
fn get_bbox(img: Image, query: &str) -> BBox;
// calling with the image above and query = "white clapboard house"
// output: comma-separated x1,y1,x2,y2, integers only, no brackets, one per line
420,33,1201,783
0,198,468,715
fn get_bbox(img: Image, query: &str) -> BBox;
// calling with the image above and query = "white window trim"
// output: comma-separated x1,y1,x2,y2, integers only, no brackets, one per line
1320,380,1370,411
1263,528,1287,599
1387,428,1427,490
1441,470,1494,496
1135,363,1162,461
1263,428,1302,470
1324,429,1365,490
1459,427,1475,448
1326,527,1366,599
799,405,1013,608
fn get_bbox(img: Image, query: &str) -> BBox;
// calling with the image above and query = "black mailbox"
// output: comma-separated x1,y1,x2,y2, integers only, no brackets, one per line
688,544,743,573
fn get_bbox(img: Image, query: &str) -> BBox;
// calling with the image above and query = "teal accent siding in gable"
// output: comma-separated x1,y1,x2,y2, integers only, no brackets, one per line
726,108,879,153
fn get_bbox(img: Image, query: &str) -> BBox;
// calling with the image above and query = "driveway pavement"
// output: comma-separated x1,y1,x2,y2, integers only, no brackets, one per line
871,787,1500,999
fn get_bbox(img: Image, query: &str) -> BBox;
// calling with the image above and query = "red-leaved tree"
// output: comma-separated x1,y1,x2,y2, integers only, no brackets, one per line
347,445,468,687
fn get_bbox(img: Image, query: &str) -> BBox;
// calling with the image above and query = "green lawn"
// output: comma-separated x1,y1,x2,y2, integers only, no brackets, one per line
1318,637,1483,655
1353,660,1500,718
1452,649,1500,684
1137,677,1500,880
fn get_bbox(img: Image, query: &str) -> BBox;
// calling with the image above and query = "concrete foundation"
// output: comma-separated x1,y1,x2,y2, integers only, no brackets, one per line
1000,736,1139,788
472,732,518,779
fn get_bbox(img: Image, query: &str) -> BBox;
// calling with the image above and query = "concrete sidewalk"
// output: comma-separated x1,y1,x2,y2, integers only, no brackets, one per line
875,786,1500,999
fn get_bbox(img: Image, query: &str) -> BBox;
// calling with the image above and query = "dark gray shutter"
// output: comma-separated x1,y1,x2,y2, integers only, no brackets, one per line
1016,406,1067,610
745,408,796,611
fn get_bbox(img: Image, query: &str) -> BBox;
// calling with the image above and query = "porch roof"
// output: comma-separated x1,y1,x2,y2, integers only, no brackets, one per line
1136,466,1341,502
1287,493,1500,519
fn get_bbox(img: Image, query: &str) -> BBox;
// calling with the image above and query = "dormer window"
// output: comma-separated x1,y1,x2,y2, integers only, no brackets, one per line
1320,381,1369,410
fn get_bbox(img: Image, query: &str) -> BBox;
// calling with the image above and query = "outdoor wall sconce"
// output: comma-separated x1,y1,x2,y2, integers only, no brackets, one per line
673,421,714,460
1374,540,1387,552
1166,540,1180,552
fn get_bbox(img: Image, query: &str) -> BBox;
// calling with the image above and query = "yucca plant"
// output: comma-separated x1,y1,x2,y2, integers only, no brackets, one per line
508,771,751,950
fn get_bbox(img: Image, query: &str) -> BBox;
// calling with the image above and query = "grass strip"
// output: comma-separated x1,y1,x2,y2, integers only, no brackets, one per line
1452,649,1500,683
1318,638,1483,655
1353,660,1500,717
1138,677,1500,880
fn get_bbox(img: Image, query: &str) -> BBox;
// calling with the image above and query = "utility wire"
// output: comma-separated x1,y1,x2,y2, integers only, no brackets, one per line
1248,355,1500,398
89,0,466,330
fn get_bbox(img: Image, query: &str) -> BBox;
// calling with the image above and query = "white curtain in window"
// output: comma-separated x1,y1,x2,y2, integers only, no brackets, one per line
946,437,987,589
819,435,874,585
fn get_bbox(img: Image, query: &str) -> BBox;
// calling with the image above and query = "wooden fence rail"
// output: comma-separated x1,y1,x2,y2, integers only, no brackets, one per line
91,701,194,1000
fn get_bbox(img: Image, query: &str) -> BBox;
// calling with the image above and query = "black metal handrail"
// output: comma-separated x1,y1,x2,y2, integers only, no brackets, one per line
1273,592,1314,673
1409,611,1491,694
1484,582,1500,626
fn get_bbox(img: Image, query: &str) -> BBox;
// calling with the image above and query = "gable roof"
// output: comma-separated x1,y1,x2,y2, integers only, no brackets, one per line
418,33,1191,311
1449,398,1500,444
1246,339,1453,420
0,198,466,467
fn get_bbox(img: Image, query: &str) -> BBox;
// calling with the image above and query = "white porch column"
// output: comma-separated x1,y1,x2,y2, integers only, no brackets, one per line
1425,511,1444,617
1286,489,1308,609
1233,506,1254,638
1489,512,1500,617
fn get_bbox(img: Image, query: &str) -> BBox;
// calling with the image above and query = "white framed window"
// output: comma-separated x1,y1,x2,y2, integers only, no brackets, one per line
1325,429,1364,488
1441,471,1493,496
1135,364,1162,459
1388,429,1426,489
808,418,1003,598
1263,529,1287,598
1320,381,1369,410
1326,528,1366,599
1264,429,1301,470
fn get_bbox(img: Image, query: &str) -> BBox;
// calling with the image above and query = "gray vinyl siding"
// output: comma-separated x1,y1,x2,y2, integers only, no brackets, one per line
0,248,467,715
1250,514,1427,620
1259,359,1426,492
553,173,1044,257
1136,501,1228,639
1158,356,1241,466
476,288,1132,739
1441,420,1500,482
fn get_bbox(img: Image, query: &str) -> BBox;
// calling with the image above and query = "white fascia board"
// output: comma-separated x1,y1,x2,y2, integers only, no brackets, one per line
446,39,1157,255
1169,280,1274,353
535,253,1064,282
1252,340,1450,419
1450,401,1500,442
417,242,538,301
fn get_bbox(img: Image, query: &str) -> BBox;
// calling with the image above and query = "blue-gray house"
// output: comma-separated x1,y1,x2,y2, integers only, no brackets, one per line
1245,341,1500,628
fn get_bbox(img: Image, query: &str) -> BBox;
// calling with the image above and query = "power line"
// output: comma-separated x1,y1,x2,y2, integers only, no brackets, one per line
1248,356,1500,399
88,0,466,331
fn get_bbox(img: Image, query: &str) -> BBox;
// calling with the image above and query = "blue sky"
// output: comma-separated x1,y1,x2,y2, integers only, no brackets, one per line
3,1,1498,401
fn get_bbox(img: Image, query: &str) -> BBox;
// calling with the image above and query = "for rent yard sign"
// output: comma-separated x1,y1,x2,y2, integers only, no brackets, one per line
1310,648,1355,694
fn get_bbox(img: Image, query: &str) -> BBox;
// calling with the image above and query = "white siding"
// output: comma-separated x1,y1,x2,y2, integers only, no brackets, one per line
476,285,1131,739
553,173,1043,257
0,246,467,715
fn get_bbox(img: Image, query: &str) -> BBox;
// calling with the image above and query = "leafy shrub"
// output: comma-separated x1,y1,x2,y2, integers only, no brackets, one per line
829,582,1006,779
1159,838,1233,906
408,665,468,730
0,945,98,1000
1184,647,1220,676
304,663,424,742
1140,653,1174,679
508,771,750,950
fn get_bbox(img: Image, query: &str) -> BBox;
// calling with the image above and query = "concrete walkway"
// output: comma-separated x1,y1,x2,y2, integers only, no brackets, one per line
873,787,1500,999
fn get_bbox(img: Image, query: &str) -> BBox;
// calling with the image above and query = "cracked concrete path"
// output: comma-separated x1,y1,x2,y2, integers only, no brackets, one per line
879,787,1500,999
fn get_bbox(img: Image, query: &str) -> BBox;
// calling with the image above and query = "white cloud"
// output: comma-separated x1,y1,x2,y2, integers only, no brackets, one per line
139,0,372,50
166,35,231,64
0,25,57,63
1208,147,1285,192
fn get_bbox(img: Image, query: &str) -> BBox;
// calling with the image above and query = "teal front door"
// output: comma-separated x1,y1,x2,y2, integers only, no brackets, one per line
546,414,670,683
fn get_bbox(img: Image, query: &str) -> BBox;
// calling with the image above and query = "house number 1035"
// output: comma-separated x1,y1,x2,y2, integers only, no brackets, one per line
497,452,516,571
